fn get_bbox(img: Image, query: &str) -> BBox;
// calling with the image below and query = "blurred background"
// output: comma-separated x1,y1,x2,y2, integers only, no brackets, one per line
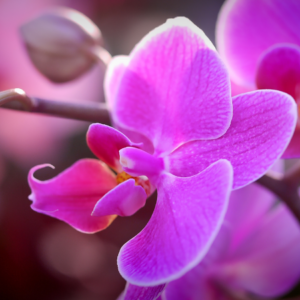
2,0,299,299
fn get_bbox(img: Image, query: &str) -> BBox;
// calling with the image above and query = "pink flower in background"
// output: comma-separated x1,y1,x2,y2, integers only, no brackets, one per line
28,17,296,287
216,0,300,157
120,174,300,300
163,182,300,300
0,0,103,167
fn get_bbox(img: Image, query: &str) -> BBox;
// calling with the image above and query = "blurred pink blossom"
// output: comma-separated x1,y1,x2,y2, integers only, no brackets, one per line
216,0,300,157
163,183,300,299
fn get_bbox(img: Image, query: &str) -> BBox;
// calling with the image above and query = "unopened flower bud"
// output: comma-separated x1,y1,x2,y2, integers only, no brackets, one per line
20,7,109,83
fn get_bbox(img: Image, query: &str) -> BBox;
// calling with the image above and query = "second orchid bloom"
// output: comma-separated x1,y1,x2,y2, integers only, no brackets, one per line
28,18,296,288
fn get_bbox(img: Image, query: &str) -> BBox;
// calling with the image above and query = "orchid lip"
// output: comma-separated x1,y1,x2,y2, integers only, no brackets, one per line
116,171,152,197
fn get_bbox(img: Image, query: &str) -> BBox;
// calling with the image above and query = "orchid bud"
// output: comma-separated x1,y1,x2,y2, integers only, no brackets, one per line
20,7,108,83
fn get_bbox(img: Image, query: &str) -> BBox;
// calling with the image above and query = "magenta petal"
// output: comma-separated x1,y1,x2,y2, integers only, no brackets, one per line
167,90,296,189
118,160,233,286
104,56,155,154
113,17,232,155
226,184,275,248
225,159,283,243
164,227,231,300
120,283,166,300
256,44,300,99
104,55,129,111
87,123,140,172
115,126,155,155
165,269,209,300
28,159,117,233
231,79,253,97
217,0,300,87
92,179,147,217
222,204,300,297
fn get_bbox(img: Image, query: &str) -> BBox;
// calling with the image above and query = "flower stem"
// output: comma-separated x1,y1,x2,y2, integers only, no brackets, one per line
0,88,111,124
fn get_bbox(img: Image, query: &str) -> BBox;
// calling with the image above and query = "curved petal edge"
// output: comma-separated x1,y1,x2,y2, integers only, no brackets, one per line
28,159,117,233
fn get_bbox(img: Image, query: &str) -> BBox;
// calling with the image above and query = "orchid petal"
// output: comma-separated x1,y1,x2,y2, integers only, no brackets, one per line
167,90,296,189
165,269,209,300
115,126,155,155
164,225,232,300
225,159,283,244
103,56,156,154
231,79,253,97
255,45,300,158
216,0,300,88
112,17,232,155
92,179,147,217
256,44,300,99
87,123,140,172
28,159,117,233
120,283,166,300
221,204,300,297
118,160,233,286
104,55,129,111
226,183,275,248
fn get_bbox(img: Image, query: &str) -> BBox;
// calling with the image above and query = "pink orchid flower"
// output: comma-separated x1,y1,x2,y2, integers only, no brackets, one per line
217,0,300,158
28,17,296,286
121,174,300,300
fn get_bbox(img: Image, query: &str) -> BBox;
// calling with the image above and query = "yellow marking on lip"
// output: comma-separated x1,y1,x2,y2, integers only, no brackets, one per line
116,171,152,196
116,171,136,184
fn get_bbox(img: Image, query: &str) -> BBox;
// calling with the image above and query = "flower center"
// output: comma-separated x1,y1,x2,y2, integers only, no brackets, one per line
116,171,136,184
116,171,152,196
